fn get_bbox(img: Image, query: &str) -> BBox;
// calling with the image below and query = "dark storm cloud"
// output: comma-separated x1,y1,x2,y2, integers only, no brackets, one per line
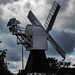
2,36,22,61
0,19,5,29
46,30,75,56
6,44,29,61
0,7,3,18
0,0,19,4
61,16,75,30
6,48,21,61
0,19,9,33
0,0,10,4
2,34,29,62
25,1,31,8
6,45,29,61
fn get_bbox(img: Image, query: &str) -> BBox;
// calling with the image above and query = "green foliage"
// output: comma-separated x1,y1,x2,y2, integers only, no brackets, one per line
47,57,71,69
46,57,72,75
47,57,59,68
0,49,10,75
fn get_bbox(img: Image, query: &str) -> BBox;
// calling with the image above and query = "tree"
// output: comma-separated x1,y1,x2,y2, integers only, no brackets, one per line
0,49,10,75
47,57,59,68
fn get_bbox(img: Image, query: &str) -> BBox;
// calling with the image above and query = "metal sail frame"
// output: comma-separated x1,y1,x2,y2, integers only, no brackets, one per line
47,34,66,59
44,1,60,33
28,10,42,26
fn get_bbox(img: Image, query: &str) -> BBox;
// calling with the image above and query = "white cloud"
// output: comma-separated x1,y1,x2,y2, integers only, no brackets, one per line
0,0,50,26
0,0,75,31
60,0,75,17
64,29,75,34
65,54,75,67
8,58,27,73
68,0,75,16
8,61,21,73
1,0,28,24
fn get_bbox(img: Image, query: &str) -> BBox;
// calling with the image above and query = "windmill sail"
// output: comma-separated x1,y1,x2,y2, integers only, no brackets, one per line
47,34,66,59
44,1,60,32
28,10,42,26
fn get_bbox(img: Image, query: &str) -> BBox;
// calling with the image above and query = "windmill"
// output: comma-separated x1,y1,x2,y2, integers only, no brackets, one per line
7,1,66,75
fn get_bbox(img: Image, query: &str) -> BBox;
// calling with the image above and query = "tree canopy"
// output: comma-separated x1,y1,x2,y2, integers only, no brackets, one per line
0,49,10,75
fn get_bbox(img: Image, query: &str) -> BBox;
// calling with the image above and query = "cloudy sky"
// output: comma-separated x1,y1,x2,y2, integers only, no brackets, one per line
0,0,75,73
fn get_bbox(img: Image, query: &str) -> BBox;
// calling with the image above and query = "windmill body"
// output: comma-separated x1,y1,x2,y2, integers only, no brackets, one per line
25,25,48,50
7,1,66,75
